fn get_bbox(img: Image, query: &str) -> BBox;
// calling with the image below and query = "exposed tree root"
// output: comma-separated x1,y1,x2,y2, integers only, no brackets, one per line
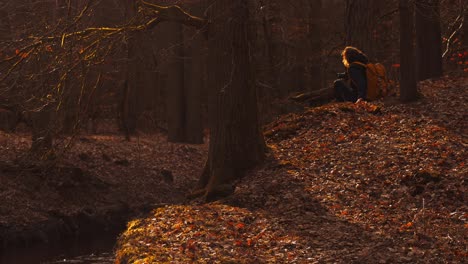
187,184,236,202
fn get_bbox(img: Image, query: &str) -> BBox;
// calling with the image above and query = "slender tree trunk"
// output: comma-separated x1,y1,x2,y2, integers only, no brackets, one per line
30,2,55,155
121,78,131,140
195,0,266,201
463,1,468,52
400,0,418,102
121,32,142,140
415,0,443,80
307,0,323,91
260,0,280,96
59,0,78,134
30,104,53,155
122,2,141,140
165,3,204,144
184,24,204,144
166,21,186,142
255,0,281,124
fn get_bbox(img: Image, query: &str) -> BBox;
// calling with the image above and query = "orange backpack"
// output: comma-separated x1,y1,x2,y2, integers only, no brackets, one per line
353,62,390,100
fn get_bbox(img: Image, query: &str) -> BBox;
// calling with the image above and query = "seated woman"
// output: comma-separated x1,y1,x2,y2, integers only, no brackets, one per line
334,46,368,103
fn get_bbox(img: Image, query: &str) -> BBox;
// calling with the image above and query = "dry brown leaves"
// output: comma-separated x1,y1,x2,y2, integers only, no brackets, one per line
117,75,467,263
116,204,309,263
248,75,466,263
0,133,207,230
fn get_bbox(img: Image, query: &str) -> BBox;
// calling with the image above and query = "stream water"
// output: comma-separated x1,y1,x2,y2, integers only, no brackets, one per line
0,232,118,264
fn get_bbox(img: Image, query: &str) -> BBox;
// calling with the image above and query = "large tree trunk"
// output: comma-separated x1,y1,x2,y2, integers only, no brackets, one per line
194,0,266,201
400,0,418,102
345,0,376,57
415,0,443,81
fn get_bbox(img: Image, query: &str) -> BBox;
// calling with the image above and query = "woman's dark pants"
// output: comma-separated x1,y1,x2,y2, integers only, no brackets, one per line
334,79,357,102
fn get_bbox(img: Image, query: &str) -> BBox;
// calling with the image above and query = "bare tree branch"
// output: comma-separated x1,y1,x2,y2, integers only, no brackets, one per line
139,0,208,29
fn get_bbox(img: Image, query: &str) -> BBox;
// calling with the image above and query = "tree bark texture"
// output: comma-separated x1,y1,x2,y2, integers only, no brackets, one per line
415,0,443,81
399,0,418,102
198,0,266,200
345,0,376,58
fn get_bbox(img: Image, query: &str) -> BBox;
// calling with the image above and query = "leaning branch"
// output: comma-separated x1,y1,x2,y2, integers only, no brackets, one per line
442,13,465,58
0,1,207,87
139,0,208,29
7,1,207,52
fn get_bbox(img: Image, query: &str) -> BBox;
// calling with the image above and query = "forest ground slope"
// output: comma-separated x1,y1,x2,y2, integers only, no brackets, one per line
116,75,467,263
0,131,207,249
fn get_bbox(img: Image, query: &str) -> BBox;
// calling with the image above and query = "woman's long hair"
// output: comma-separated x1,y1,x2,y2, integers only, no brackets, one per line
341,46,369,68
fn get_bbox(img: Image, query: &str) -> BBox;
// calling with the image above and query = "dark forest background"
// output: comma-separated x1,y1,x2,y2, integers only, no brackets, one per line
0,0,465,144
0,1,467,262
0,0,466,196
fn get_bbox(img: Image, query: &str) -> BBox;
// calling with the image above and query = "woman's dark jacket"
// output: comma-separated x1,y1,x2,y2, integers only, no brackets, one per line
347,53,368,100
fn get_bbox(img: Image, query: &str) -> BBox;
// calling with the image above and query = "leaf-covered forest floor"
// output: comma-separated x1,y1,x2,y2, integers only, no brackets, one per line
115,76,467,264
0,76,466,263
0,129,207,248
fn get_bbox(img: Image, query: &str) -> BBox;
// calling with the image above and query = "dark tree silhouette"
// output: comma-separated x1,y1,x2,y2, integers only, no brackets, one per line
307,0,323,91
345,0,375,57
400,0,418,102
415,0,443,81
193,0,266,201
